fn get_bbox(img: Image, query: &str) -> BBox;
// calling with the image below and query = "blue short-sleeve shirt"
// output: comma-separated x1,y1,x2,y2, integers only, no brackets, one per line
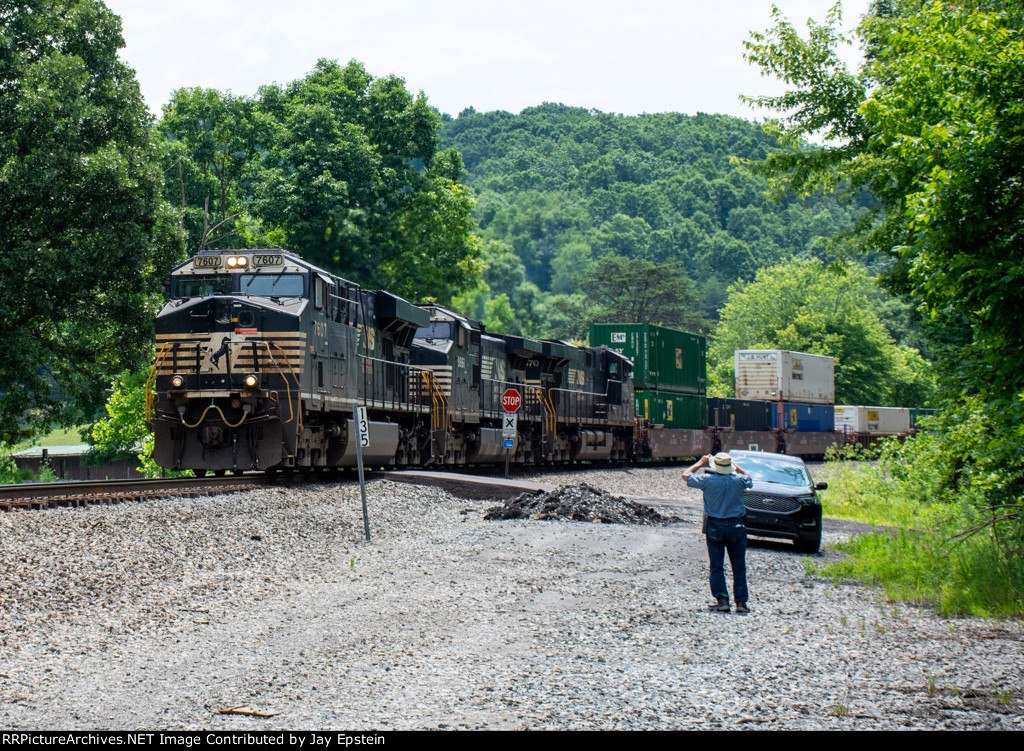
686,472,753,519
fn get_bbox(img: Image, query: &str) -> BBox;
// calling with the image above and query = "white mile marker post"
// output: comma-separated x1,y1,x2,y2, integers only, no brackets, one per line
355,405,371,541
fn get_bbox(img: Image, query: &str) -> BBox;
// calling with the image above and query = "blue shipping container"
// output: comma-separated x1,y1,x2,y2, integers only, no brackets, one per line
771,402,835,432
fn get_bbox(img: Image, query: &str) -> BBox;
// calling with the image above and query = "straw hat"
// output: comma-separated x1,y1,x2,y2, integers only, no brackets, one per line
712,452,734,475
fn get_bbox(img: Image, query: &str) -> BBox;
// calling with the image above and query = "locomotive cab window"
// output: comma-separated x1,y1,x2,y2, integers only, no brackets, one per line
415,321,451,340
314,278,326,309
173,275,232,299
238,273,304,297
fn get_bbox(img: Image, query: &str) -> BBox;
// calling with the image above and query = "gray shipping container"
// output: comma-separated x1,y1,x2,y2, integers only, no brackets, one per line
834,406,911,435
734,350,835,405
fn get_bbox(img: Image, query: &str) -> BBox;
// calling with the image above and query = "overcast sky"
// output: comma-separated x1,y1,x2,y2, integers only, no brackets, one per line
105,0,871,121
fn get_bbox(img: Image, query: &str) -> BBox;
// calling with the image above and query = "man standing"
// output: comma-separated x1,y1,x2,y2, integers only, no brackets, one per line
683,453,753,614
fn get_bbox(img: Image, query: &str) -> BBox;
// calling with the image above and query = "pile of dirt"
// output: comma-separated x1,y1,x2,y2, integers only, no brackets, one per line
483,483,678,525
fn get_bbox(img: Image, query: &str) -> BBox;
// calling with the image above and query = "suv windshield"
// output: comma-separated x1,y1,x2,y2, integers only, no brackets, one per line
736,456,810,487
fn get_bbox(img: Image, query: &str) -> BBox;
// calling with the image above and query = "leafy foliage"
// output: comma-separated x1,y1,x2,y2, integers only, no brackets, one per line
745,0,1024,588
577,256,701,332
0,0,184,444
159,60,482,303
744,1,1024,405
440,104,873,328
85,367,177,478
86,369,148,464
818,426,1024,617
708,259,935,404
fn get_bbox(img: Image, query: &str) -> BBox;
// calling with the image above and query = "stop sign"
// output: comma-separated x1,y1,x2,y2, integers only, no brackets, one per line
502,388,522,413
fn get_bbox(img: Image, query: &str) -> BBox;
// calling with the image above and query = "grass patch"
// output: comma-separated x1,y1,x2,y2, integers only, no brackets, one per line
815,457,1024,618
2,425,91,485
10,424,90,450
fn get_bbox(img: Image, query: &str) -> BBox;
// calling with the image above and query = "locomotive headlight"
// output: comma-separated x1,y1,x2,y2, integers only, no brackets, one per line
170,374,185,389
226,256,238,268
226,255,248,268
236,255,247,267
244,374,259,389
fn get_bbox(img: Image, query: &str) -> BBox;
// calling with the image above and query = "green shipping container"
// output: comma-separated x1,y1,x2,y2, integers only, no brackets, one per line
590,323,706,394
635,390,707,429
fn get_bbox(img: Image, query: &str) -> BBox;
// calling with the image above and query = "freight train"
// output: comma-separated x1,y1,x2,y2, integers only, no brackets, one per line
145,248,899,476
146,248,635,475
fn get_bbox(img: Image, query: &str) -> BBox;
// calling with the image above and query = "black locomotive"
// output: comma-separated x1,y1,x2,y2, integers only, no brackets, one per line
147,249,635,474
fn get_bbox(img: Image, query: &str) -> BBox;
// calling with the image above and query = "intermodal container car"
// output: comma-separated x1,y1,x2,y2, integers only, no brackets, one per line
634,389,707,430
734,350,835,405
707,397,774,432
591,323,706,394
834,406,911,435
771,402,836,432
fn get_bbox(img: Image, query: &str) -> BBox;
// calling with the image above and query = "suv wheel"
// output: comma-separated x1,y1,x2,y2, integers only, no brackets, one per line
795,531,821,554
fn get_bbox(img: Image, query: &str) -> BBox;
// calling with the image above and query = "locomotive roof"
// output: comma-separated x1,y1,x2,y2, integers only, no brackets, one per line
415,303,481,330
175,248,358,287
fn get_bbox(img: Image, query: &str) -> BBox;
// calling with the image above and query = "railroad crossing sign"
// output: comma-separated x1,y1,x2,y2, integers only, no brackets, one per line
502,413,518,439
502,388,522,413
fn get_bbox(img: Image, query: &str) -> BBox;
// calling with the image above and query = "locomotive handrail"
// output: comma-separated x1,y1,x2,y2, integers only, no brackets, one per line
358,353,433,412
547,385,609,430
542,387,557,437
479,378,549,421
144,346,172,420
260,340,301,433
420,370,450,433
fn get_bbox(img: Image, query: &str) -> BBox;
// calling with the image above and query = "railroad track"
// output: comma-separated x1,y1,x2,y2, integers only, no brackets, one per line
0,461,672,512
0,474,294,511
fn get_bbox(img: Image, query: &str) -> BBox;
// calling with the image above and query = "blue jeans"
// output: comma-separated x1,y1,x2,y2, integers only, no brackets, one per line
705,515,748,603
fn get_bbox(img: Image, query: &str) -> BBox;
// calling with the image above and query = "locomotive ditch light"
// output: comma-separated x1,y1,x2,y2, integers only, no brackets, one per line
170,374,185,389
244,374,260,390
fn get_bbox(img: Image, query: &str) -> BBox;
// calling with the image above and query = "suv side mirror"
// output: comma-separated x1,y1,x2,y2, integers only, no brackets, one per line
815,482,828,490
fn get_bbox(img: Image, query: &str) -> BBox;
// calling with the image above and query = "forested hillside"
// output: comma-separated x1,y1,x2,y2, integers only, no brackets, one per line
440,104,871,335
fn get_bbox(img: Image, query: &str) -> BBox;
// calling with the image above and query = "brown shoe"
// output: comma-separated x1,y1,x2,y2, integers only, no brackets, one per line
708,595,730,612
735,601,750,614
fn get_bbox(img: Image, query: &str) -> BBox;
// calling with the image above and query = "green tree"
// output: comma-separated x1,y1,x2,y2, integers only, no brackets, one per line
156,60,482,302
158,87,268,251
579,255,702,332
248,60,480,301
708,259,935,405
744,0,1024,509
0,0,184,444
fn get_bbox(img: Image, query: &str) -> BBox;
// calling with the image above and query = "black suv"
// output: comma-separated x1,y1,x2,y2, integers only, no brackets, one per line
729,450,827,553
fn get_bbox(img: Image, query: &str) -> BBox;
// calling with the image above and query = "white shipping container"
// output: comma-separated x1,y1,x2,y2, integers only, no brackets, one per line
734,350,835,405
834,405,911,434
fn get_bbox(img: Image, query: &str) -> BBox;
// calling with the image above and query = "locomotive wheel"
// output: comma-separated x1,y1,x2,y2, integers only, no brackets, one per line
232,468,244,476
191,469,207,478
213,469,226,477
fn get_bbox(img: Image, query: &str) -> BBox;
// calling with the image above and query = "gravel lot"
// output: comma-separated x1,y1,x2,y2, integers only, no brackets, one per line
1,466,1022,730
